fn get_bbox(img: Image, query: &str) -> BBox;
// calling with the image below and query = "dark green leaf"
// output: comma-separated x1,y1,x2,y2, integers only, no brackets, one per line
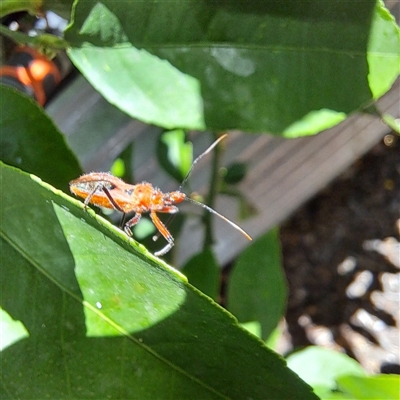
0,86,81,191
76,1,128,45
156,130,193,183
64,0,399,134
219,185,258,220
227,228,287,339
181,248,220,301
222,162,247,185
0,163,317,399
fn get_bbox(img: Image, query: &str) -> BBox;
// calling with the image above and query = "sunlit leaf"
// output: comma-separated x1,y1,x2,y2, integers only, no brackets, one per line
67,45,205,130
286,346,366,389
367,1,400,99
336,374,400,400
65,0,399,134
0,308,29,351
0,163,317,399
382,113,400,134
157,130,193,183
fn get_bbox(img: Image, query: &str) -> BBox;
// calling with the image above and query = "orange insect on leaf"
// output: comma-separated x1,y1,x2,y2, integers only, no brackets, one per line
69,134,251,256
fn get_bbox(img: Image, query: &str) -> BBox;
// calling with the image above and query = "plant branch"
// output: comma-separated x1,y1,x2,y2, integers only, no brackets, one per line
203,132,224,250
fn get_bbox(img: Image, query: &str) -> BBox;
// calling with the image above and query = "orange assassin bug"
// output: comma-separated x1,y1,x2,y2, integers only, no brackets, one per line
69,134,252,256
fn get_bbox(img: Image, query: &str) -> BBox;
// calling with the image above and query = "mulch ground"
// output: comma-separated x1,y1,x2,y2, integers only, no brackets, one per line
280,133,400,373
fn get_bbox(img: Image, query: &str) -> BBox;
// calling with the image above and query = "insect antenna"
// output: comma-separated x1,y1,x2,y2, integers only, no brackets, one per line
179,133,228,192
185,197,252,241
153,134,229,243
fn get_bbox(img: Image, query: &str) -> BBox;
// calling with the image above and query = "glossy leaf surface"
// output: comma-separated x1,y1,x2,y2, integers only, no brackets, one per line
0,85,81,191
65,0,399,134
0,163,317,399
67,45,205,130
367,1,400,99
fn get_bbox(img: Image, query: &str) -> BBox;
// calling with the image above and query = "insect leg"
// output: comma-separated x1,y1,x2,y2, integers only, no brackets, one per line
83,183,103,207
119,213,127,229
101,187,125,213
150,211,174,256
82,183,125,213
124,213,142,236
151,206,179,243
158,206,179,214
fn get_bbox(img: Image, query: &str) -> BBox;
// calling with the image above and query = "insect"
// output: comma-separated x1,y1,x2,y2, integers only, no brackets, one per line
69,134,252,256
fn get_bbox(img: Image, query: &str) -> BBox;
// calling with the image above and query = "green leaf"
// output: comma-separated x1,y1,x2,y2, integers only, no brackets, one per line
336,374,400,400
181,248,220,301
238,195,258,220
0,0,42,17
0,85,81,191
265,323,283,350
240,321,262,338
312,385,350,400
382,113,400,134
0,25,68,51
367,1,400,99
227,228,287,339
218,185,258,220
67,45,205,130
282,109,347,138
222,162,247,185
286,346,366,390
78,1,128,45
310,374,400,399
0,163,318,399
132,218,156,240
157,130,193,183
63,0,399,134
110,157,125,178
110,140,135,182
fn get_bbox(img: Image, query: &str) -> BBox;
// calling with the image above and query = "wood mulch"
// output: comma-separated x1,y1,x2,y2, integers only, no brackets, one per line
280,133,400,373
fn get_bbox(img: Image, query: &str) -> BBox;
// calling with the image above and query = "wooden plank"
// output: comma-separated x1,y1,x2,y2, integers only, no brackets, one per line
196,78,399,266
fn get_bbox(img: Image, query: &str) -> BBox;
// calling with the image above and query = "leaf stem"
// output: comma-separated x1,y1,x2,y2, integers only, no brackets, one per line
203,132,224,250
